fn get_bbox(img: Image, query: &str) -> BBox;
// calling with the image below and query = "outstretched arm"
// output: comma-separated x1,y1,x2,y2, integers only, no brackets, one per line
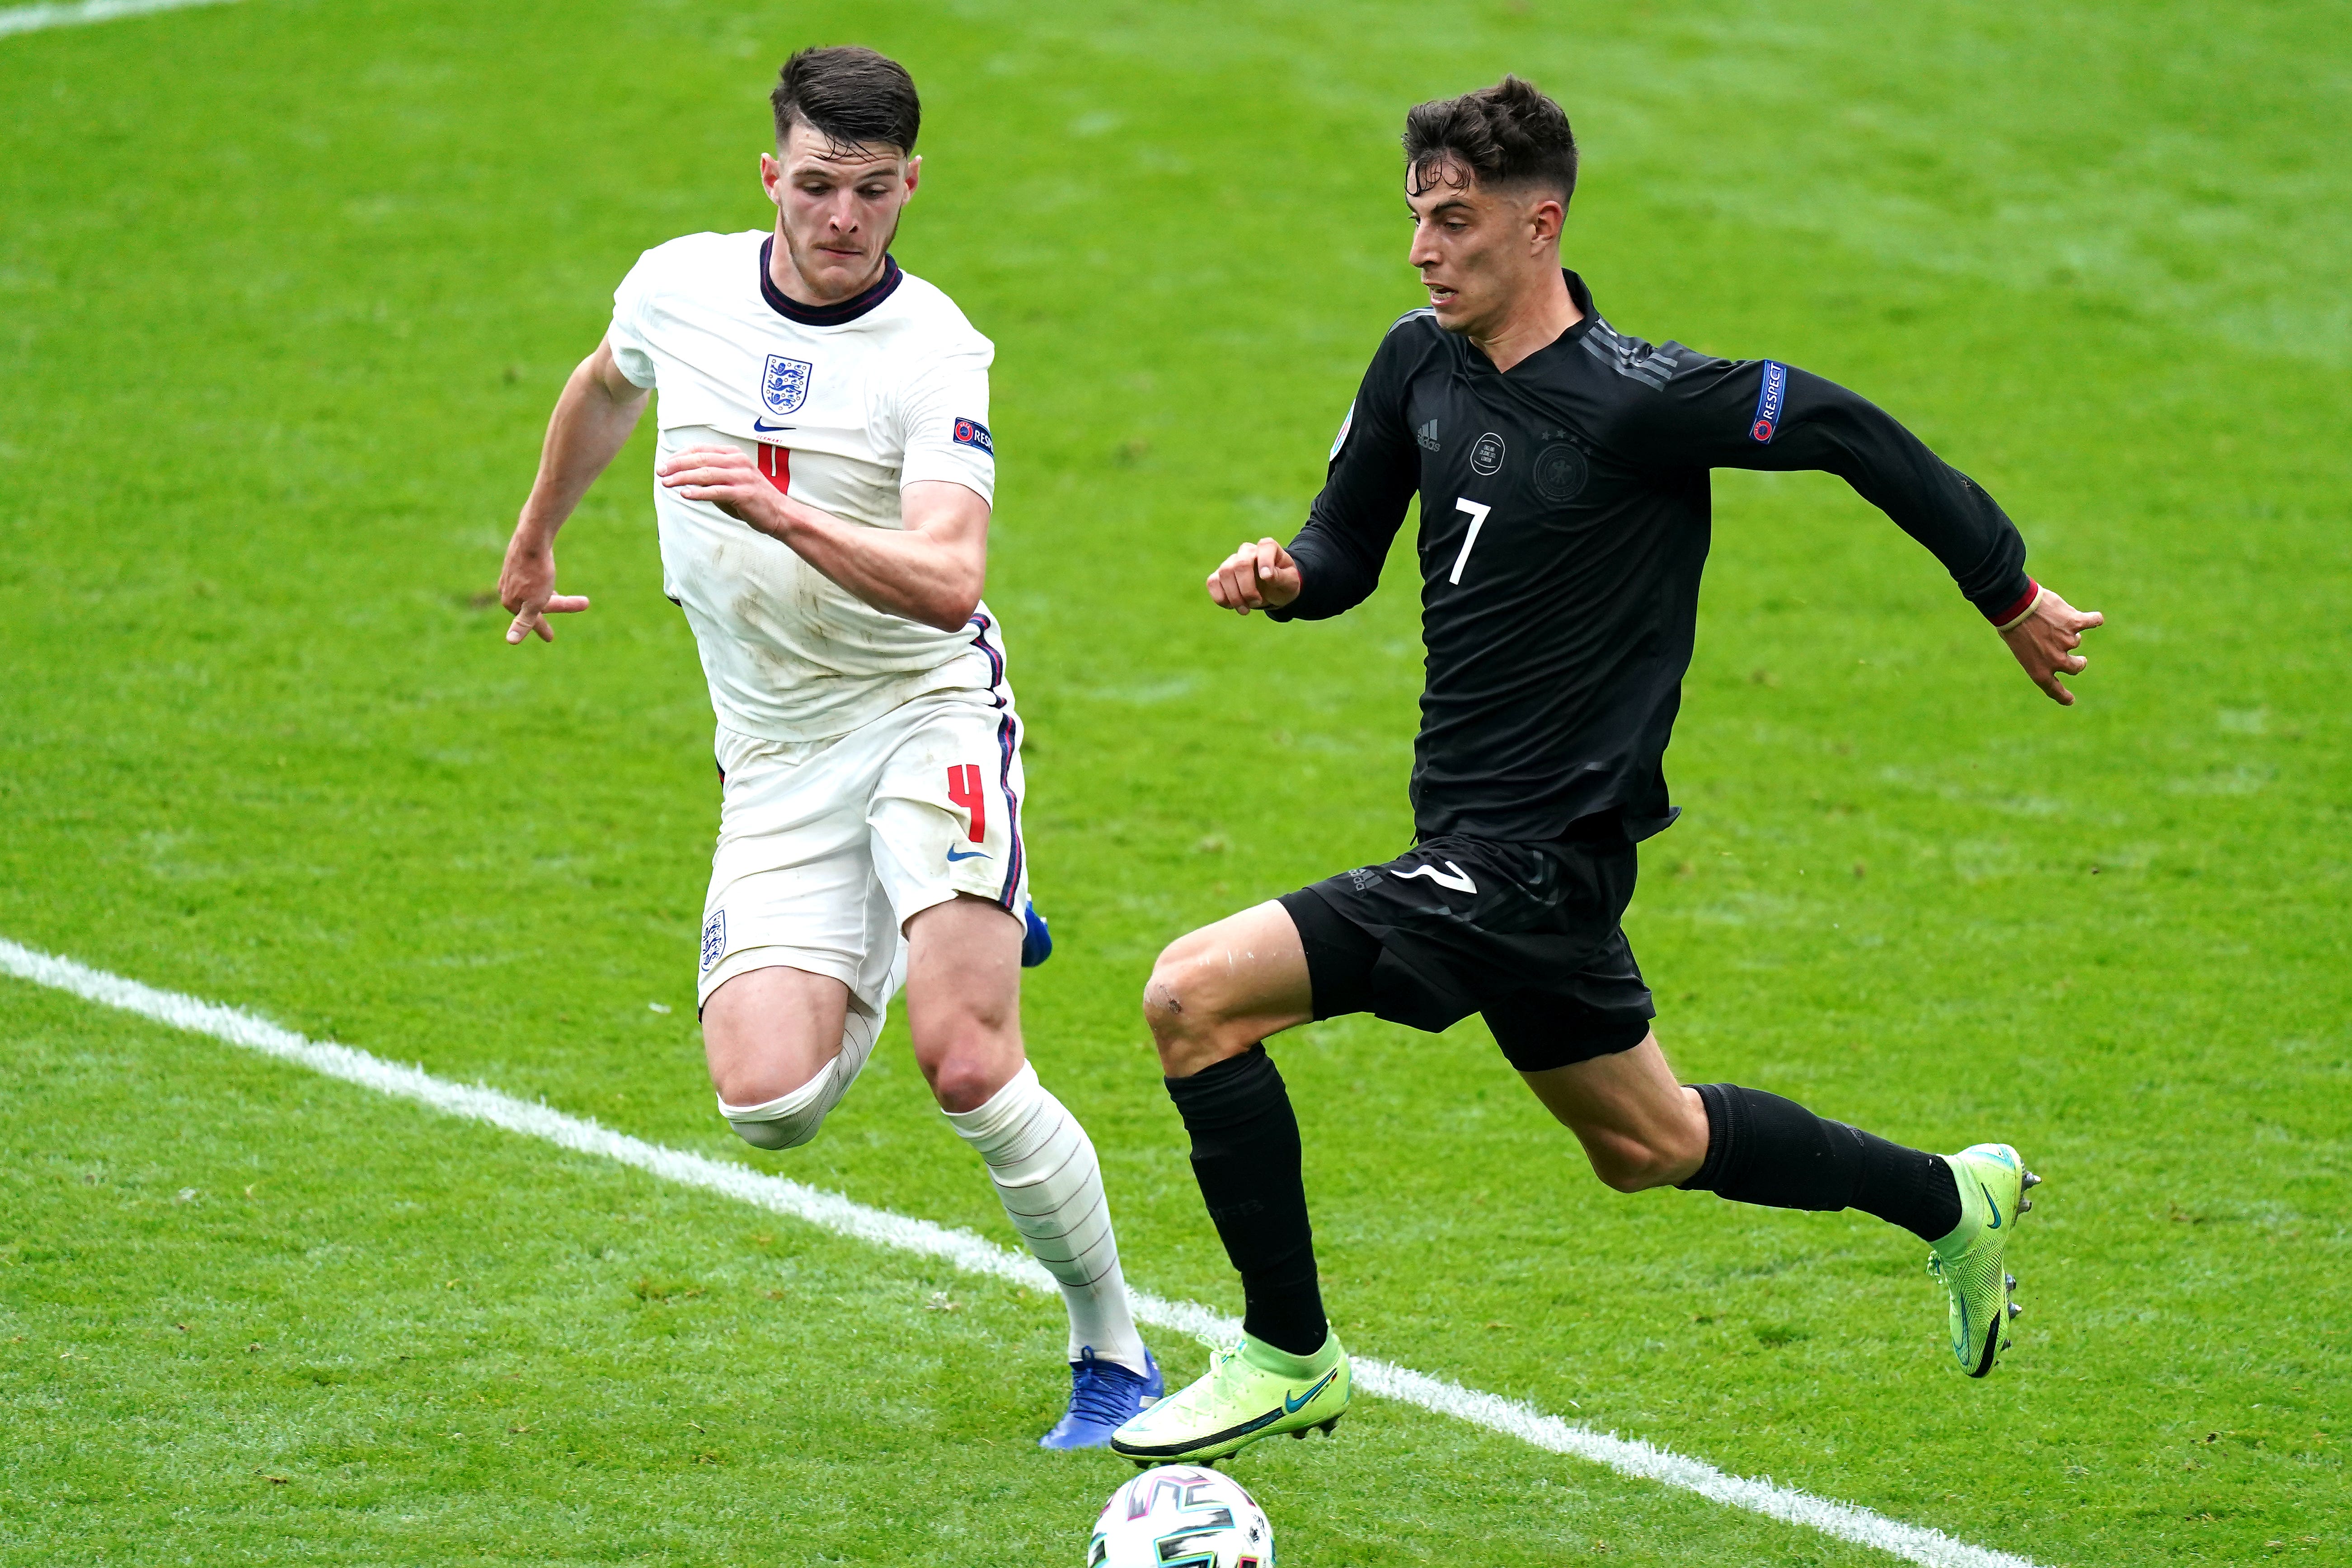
655,447,989,633
498,338,648,644
1211,331,1422,620
1627,355,2102,703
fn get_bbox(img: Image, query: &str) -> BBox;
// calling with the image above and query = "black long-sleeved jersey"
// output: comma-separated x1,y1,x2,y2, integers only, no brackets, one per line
1268,270,2035,845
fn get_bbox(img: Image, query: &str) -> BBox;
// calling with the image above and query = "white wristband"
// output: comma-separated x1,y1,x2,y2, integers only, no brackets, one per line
1994,587,2046,634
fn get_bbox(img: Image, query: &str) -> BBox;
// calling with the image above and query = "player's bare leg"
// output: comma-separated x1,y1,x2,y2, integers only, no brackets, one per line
703,965,853,1107
901,893,1028,1109
1114,904,1352,1465
702,966,869,1150
1515,1034,1707,1191
1143,901,1315,1078
907,894,1159,1443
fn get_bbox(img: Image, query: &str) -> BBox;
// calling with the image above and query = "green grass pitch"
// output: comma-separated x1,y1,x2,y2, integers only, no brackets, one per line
2,0,2347,1563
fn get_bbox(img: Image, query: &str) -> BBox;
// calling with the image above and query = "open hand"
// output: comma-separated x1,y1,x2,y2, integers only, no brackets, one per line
1206,537,1302,615
498,534,590,644
2000,585,2104,705
658,445,789,535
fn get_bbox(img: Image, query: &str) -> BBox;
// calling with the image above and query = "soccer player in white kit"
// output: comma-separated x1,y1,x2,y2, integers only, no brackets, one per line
494,46,1160,1448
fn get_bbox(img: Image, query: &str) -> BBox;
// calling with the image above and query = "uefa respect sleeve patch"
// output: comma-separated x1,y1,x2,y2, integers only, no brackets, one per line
1749,361,1789,443
953,417,994,455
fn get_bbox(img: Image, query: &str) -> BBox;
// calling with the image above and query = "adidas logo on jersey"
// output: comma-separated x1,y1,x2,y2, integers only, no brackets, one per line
1415,419,1441,452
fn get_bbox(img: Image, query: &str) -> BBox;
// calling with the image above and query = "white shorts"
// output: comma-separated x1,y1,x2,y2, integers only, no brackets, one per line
695,657,1030,1019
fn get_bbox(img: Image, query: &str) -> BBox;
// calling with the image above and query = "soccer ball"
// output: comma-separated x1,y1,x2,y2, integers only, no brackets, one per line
1086,1466,1274,1568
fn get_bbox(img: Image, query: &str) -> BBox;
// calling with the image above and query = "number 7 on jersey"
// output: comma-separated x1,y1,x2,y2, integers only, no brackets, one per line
1449,498,1492,585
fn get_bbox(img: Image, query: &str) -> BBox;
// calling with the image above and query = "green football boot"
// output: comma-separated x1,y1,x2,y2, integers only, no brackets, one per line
1927,1142,2041,1377
1108,1330,1351,1466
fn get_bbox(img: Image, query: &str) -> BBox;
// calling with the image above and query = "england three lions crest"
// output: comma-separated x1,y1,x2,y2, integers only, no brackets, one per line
761,354,812,417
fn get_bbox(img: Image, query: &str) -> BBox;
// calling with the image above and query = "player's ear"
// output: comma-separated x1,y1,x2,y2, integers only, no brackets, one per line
1529,192,1564,248
903,153,922,198
760,152,785,205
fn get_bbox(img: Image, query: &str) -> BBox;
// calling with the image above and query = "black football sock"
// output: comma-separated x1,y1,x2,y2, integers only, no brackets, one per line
1165,1045,1328,1356
1677,1083,1962,1243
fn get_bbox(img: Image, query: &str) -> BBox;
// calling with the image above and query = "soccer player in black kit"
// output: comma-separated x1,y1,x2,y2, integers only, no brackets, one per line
1108,77,2101,1466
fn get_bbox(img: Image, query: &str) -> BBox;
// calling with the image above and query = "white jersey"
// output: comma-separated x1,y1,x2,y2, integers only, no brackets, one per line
607,230,1001,741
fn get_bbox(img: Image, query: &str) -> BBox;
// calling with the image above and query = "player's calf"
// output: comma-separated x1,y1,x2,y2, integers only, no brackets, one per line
1577,1123,1704,1193
904,897,1157,1432
942,1059,1158,1440
1514,1035,1710,1192
1144,905,1331,1366
1673,1084,1960,1237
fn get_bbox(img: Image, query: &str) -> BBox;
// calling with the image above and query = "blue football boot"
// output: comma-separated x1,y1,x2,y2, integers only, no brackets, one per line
1020,901,1054,968
1038,1346,1161,1450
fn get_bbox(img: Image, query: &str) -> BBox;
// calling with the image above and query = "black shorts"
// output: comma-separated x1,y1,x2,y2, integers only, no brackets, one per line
1277,831,1655,1073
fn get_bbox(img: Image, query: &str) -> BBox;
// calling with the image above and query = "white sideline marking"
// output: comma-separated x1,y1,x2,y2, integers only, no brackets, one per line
0,936,2037,1568
0,0,237,40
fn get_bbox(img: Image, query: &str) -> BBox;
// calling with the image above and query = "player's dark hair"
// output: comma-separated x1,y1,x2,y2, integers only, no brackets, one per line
770,46,921,155
1402,75,1577,204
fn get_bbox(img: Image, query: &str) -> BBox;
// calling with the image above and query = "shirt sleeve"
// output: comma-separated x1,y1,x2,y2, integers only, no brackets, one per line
897,336,996,506
606,249,660,390
1267,321,1422,622
1616,352,2036,623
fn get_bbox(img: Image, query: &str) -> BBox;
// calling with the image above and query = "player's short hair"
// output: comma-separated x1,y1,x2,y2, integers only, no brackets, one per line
1402,75,1577,205
770,45,921,155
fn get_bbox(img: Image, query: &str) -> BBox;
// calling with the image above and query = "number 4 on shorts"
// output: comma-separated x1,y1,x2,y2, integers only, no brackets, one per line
946,764,986,842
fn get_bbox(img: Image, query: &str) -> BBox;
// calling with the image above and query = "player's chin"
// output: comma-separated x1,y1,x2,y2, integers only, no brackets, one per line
808,252,876,286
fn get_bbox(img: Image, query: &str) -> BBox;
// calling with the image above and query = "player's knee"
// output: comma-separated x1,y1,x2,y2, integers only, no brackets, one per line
1143,938,1225,1046
1141,968,1184,1053
716,1060,845,1151
1144,949,1264,1081
925,1050,1003,1115
718,1092,831,1151
909,1002,1020,1113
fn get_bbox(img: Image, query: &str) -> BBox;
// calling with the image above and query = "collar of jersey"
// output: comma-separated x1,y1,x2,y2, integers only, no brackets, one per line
758,237,903,326
1561,268,1600,333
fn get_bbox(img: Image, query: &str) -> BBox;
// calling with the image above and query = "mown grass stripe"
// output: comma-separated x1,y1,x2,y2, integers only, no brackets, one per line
0,934,2038,1568
0,0,238,40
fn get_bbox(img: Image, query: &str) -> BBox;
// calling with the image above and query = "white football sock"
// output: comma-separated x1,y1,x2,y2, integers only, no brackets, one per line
715,1003,883,1150
942,1062,1149,1375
